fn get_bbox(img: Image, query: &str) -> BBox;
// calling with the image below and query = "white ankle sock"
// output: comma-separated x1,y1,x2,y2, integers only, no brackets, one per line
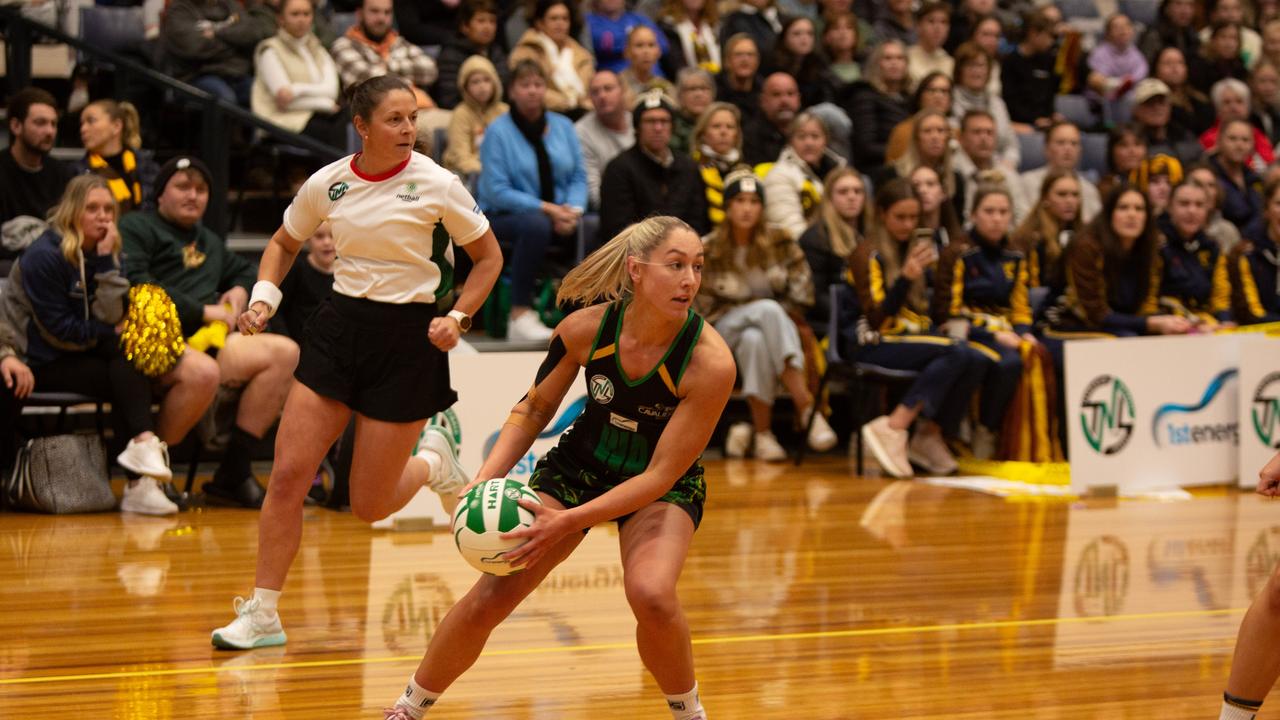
252,587,281,613
394,677,440,718
666,683,705,720
418,449,443,483
1221,694,1263,720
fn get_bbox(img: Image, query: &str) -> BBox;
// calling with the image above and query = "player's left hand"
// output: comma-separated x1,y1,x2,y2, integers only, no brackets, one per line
500,499,574,569
428,316,460,351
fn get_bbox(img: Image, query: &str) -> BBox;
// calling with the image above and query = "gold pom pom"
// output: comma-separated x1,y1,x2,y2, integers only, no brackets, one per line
119,284,187,377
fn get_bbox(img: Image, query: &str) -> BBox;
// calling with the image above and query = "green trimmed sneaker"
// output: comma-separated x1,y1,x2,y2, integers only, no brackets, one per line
211,596,287,650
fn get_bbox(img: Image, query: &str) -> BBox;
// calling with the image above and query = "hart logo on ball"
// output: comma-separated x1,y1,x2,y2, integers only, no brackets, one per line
453,478,543,576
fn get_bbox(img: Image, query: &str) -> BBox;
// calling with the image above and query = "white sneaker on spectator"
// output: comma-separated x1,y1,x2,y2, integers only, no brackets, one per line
211,596,287,650
725,422,752,458
908,432,958,475
752,431,787,461
807,412,838,452
861,416,912,478
116,436,172,480
120,477,179,515
507,311,554,341
972,426,998,461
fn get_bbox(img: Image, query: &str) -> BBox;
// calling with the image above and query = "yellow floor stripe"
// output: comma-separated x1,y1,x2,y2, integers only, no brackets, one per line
0,606,1245,687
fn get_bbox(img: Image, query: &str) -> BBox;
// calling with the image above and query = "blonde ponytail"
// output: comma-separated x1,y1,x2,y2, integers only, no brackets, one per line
85,99,143,150
118,101,142,150
557,216,693,306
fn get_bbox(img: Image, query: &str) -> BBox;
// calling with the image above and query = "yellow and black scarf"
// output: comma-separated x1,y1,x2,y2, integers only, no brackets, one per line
87,149,142,212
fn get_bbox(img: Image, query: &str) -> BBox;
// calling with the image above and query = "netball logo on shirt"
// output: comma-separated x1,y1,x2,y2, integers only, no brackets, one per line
328,181,349,201
589,374,615,404
398,181,421,203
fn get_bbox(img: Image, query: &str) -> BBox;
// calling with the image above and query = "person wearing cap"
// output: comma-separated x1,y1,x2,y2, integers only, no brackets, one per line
4,175,221,515
1131,77,1204,167
697,167,833,461
599,91,709,244
119,154,300,509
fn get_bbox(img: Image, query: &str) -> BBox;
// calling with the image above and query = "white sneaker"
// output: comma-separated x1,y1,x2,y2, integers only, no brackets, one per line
861,416,912,478
418,426,469,498
972,426,998,461
507,311,554,341
807,411,838,452
908,432,959,475
116,436,172,480
120,477,179,515
725,422,752,458
752,431,787,461
211,596,287,649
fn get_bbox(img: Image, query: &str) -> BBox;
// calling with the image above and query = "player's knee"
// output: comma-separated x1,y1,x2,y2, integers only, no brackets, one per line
463,581,524,628
625,579,680,625
349,499,388,523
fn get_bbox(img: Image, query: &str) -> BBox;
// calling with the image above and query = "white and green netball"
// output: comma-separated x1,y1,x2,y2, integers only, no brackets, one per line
452,477,542,575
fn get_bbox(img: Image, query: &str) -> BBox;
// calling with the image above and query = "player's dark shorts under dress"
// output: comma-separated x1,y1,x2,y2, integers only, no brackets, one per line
528,300,707,529
294,293,457,423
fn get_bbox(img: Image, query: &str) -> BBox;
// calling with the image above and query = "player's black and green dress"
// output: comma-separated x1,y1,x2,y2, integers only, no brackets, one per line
528,300,708,528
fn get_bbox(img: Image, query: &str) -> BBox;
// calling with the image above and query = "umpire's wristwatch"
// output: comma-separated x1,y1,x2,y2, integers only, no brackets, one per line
447,309,472,332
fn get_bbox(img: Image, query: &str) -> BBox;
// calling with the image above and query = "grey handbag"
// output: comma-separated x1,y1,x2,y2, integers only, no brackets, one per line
4,434,116,513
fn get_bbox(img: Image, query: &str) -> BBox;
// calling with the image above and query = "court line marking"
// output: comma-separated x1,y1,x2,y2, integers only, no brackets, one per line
0,606,1244,687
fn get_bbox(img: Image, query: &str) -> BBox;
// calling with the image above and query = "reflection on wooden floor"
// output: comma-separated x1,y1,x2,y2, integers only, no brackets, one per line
0,456,1272,718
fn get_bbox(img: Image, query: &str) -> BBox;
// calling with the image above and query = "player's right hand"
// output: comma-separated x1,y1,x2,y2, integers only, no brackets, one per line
1258,450,1280,497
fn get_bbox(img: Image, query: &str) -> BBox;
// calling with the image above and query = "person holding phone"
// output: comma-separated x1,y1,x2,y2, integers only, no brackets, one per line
847,178,983,477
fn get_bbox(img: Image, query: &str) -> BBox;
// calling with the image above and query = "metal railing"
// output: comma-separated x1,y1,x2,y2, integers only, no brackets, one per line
1,8,345,236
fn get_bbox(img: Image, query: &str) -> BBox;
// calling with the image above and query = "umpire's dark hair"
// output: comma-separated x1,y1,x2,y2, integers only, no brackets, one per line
7,87,58,125
346,75,414,123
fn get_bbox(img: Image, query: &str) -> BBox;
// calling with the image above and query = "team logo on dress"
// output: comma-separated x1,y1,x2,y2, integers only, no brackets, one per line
328,181,349,201
1253,372,1280,448
397,181,421,203
1080,374,1135,455
589,374,615,404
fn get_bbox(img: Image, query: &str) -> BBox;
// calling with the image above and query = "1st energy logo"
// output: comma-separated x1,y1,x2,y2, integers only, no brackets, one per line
1152,368,1238,447
1080,375,1135,455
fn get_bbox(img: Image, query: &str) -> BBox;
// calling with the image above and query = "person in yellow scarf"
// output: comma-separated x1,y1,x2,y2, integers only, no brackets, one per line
75,100,160,215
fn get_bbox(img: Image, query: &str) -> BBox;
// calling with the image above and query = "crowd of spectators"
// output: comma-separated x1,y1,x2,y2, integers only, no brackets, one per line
7,0,1280,503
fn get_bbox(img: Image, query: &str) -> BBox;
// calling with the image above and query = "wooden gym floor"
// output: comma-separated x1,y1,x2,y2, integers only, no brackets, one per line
0,455,1268,718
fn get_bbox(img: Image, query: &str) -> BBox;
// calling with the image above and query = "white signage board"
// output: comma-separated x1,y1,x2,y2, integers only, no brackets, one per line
1066,334,1240,494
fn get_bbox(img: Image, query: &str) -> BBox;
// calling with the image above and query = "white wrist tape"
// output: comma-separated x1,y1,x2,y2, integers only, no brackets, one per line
250,281,283,318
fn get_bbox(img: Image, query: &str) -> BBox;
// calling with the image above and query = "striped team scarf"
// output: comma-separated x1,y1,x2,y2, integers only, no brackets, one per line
87,150,142,211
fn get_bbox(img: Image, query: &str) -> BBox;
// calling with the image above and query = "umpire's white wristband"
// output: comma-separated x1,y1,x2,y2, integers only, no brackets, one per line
250,281,283,318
